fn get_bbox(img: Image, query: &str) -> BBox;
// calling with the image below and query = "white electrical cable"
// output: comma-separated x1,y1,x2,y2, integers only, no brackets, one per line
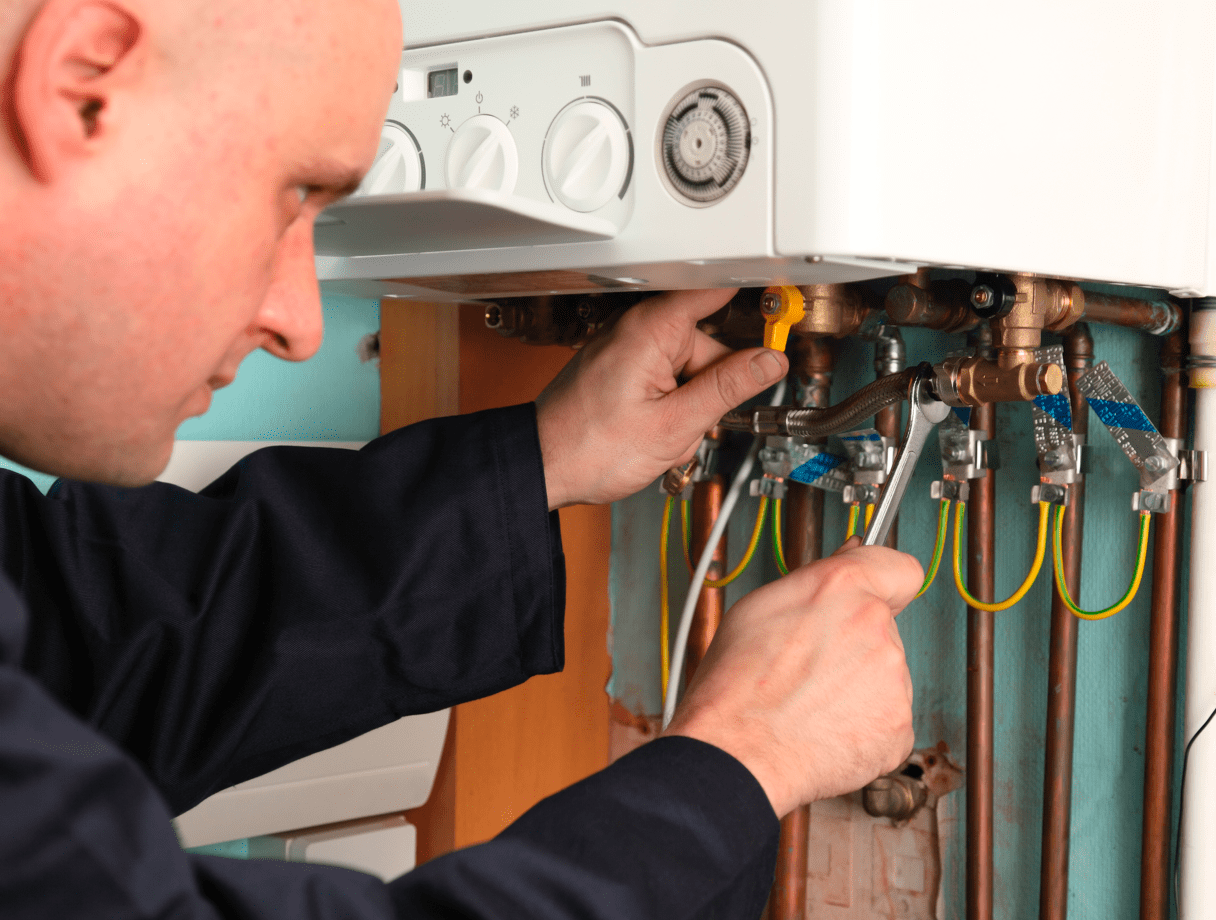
662,379,787,729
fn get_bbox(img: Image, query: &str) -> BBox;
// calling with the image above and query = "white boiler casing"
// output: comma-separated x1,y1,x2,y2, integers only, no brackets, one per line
316,2,1216,301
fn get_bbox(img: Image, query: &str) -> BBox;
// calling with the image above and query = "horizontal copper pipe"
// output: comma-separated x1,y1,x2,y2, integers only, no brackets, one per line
1081,291,1179,337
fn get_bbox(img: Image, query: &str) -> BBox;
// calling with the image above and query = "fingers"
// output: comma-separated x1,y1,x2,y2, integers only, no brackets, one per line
663,347,789,445
827,545,924,612
682,327,733,378
634,287,740,327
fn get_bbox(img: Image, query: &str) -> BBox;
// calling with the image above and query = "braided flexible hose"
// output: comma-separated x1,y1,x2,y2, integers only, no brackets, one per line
721,366,920,437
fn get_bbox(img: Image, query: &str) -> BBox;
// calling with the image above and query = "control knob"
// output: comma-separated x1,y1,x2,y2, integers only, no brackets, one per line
543,99,631,212
659,85,750,206
445,114,519,194
353,121,424,197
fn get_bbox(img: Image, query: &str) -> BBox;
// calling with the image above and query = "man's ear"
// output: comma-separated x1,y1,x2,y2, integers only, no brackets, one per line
11,0,141,180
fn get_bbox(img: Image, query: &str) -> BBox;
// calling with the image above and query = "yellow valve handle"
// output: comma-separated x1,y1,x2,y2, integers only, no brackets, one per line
761,286,805,352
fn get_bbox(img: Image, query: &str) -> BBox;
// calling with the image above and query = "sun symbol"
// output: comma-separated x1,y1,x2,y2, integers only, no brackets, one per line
509,105,520,120
440,113,451,129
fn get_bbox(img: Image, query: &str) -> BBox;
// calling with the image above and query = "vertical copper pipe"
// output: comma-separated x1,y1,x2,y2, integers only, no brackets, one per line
1139,331,1187,920
967,400,996,920
686,468,726,682
1039,324,1093,920
768,338,833,920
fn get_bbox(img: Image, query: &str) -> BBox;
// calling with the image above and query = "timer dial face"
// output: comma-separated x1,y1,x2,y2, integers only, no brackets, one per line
445,114,519,194
353,122,425,197
543,99,632,213
659,85,750,207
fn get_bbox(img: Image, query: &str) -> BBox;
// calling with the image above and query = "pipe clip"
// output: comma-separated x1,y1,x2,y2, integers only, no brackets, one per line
1162,438,1208,490
759,438,849,495
839,428,896,508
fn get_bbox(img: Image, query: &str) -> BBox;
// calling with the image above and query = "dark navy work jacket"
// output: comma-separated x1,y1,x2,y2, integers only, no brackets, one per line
0,404,778,919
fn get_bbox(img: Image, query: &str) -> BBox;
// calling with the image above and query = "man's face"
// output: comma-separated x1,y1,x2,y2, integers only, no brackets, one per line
0,0,401,484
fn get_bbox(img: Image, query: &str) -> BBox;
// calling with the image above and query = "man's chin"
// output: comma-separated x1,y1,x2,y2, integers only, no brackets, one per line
0,435,174,488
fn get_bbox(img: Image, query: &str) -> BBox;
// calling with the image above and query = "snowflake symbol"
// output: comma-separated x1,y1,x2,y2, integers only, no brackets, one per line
509,105,520,120
440,113,451,129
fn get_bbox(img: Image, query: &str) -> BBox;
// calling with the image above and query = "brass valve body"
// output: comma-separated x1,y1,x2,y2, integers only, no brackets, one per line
937,356,1063,406
791,284,873,338
992,275,1085,368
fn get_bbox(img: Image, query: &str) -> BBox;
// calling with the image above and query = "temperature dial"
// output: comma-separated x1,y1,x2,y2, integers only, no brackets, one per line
543,99,632,213
352,122,424,197
659,85,750,206
445,114,519,194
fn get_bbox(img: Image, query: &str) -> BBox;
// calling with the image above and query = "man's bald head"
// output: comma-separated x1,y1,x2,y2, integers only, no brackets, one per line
0,0,400,484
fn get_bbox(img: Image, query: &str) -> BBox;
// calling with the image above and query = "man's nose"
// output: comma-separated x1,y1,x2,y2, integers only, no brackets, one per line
256,222,325,362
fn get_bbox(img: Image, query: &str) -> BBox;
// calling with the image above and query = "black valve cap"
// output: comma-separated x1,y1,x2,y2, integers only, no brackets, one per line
970,273,1018,319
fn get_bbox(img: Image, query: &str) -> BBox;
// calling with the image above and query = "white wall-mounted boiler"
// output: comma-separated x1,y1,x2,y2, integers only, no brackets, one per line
316,1,1216,302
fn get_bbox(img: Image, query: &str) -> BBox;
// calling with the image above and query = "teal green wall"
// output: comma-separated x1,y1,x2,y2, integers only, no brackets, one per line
610,294,1183,919
1,293,381,487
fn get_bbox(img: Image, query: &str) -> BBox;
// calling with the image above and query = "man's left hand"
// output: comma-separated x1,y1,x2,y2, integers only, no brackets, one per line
535,289,789,510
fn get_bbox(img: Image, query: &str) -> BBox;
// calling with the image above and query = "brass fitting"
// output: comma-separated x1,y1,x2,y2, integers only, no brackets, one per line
934,356,1064,407
985,274,1085,368
884,270,979,334
791,284,873,338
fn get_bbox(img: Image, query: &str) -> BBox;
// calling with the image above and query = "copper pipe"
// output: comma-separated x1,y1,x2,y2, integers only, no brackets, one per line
767,338,833,920
1139,331,1187,920
967,400,996,920
884,271,980,334
1081,291,1180,338
685,472,726,682
1039,324,1093,920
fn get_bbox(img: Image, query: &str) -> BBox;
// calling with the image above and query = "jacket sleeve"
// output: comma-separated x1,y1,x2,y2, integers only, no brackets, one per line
11,404,565,815
2,608,777,920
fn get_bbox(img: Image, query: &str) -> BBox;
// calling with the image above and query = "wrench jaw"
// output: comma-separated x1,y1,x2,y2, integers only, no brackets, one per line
862,373,949,547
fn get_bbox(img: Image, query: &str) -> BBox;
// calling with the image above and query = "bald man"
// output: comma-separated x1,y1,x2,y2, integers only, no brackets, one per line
0,2,920,919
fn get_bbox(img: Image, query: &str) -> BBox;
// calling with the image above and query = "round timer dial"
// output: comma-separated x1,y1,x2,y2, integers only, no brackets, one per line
445,114,519,194
543,99,632,213
658,85,750,207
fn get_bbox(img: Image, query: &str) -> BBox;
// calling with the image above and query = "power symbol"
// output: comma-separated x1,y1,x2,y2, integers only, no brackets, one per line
475,91,484,104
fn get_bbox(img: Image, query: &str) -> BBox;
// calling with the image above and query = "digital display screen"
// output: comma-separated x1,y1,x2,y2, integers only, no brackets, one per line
427,67,459,99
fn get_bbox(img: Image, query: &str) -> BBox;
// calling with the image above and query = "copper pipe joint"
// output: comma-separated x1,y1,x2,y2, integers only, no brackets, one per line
992,275,1089,359
937,356,1063,406
791,284,874,338
885,272,979,334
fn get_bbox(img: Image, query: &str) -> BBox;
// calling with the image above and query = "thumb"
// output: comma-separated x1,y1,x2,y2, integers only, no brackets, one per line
669,348,789,441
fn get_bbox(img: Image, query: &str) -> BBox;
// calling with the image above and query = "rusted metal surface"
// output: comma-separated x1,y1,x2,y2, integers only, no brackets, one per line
1139,331,1187,920
967,401,996,920
1039,324,1092,920
685,474,726,683
806,743,963,918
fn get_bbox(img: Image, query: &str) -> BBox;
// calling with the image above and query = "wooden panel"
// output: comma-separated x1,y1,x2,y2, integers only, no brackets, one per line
385,301,611,857
454,303,611,846
379,300,460,432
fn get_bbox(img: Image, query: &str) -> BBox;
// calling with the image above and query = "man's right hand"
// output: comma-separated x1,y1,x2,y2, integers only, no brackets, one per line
663,539,922,819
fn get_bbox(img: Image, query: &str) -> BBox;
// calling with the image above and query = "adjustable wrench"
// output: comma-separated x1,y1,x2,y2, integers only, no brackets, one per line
862,372,951,547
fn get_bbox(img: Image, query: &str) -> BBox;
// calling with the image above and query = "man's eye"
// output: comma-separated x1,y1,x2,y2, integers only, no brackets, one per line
296,186,311,206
